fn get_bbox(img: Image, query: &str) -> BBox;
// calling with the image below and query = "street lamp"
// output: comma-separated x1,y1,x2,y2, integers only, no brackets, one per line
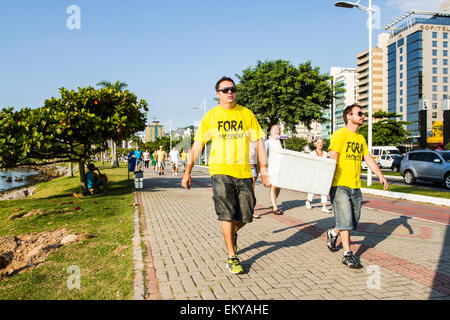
335,0,375,186
193,98,208,165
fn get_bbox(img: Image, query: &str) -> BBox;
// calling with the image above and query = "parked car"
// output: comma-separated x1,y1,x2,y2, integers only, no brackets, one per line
378,154,398,169
400,150,450,189
390,155,404,172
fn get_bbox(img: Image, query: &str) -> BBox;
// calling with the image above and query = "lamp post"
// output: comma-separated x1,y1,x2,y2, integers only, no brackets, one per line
335,0,375,186
193,98,208,165
167,117,172,150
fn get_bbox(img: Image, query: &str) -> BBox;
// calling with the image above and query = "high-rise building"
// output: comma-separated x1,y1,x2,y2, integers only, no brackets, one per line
145,121,165,142
323,67,357,138
356,33,390,115
384,1,450,141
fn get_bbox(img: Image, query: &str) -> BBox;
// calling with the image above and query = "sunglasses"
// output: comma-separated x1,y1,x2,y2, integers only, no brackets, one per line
218,87,236,94
354,111,364,117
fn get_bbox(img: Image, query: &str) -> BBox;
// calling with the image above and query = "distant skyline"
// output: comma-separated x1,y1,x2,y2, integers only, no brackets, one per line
0,0,442,132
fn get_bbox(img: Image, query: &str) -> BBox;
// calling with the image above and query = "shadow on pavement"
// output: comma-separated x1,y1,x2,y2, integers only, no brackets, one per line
238,217,333,273
352,216,414,257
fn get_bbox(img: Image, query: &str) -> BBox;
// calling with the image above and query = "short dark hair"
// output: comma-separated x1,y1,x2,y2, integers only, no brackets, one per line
215,76,235,91
343,103,362,125
87,163,95,171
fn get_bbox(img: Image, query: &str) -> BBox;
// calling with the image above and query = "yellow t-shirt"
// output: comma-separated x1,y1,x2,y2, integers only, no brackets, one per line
194,104,264,178
329,127,369,189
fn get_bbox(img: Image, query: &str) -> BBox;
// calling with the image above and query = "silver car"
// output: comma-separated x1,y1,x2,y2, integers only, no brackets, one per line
400,150,450,189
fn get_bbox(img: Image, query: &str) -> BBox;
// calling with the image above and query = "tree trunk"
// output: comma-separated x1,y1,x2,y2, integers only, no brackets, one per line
79,160,87,194
69,162,74,177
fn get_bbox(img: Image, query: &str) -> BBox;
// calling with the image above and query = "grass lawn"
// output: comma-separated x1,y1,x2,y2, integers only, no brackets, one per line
361,181,450,199
0,164,136,299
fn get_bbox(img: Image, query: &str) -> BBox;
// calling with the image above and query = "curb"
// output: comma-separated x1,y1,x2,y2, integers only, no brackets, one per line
360,188,450,207
132,193,145,300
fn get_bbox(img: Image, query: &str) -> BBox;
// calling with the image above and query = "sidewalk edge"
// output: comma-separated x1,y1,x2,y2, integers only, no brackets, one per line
361,188,450,207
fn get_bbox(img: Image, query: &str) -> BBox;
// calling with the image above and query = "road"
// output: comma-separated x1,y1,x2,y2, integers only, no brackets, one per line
362,170,449,192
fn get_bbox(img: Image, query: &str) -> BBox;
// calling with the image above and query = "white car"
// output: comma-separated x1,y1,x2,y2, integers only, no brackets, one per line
378,154,396,169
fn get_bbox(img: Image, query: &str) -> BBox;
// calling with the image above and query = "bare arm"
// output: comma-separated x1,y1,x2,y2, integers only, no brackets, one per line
329,150,339,162
364,154,389,190
181,141,204,189
256,138,269,187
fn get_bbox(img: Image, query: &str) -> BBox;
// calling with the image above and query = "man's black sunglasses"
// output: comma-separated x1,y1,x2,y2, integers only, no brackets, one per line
218,87,236,94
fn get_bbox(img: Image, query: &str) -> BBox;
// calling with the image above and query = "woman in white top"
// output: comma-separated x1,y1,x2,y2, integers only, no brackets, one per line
305,137,331,213
265,124,283,215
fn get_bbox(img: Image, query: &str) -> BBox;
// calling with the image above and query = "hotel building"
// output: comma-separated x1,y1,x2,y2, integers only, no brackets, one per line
384,1,450,140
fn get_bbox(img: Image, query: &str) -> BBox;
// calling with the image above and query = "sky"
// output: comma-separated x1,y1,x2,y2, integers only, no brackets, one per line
0,0,444,133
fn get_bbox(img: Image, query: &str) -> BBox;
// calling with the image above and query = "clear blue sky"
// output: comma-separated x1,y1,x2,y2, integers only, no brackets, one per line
0,0,441,132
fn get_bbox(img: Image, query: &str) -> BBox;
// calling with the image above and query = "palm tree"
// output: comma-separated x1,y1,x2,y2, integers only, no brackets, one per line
96,80,128,91
96,80,128,167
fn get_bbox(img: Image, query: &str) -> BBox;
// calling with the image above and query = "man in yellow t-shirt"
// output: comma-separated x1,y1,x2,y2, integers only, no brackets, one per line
327,104,388,269
156,146,167,176
182,76,269,275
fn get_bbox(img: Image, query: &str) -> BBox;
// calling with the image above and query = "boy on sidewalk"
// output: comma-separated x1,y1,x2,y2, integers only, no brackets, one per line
182,76,269,274
327,104,388,268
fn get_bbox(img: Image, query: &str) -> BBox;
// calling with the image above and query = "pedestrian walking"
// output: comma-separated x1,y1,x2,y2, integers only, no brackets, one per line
181,76,269,275
305,137,332,213
134,146,143,171
169,147,181,176
143,149,151,170
265,124,283,215
156,146,167,175
326,104,388,269
152,150,158,173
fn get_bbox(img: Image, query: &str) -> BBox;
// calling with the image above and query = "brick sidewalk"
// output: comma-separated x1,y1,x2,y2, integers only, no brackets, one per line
136,166,450,300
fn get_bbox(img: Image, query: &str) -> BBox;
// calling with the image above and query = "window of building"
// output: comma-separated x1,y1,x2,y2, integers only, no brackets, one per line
400,89,403,96
445,94,449,99
433,85,438,91
445,77,448,83
433,67,438,74
444,68,448,74
400,81,403,87
433,102,438,109
433,49,438,56
433,94,438,100
445,41,449,48
445,33,449,39
400,106,403,112
400,47,403,54
400,64,403,70
433,32,438,38
400,55,403,62
400,73,403,79
433,58,438,65
445,50,448,57
433,76,438,83
400,97,403,104
445,59,449,65
432,112,438,118
445,85,448,92
433,40,438,47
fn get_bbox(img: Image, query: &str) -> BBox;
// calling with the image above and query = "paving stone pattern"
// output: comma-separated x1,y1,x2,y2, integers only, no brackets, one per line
136,167,450,300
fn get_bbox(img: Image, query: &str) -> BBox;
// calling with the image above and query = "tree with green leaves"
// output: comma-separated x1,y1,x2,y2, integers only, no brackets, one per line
235,60,334,134
0,86,148,192
358,111,411,146
96,80,129,167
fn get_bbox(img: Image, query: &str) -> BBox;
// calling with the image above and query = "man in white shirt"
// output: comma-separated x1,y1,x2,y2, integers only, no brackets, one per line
265,124,283,215
169,147,181,176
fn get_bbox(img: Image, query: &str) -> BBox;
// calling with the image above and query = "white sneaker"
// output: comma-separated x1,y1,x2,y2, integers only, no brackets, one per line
305,201,312,210
321,207,332,213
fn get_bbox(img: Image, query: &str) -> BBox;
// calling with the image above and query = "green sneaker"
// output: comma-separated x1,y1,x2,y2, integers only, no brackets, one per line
226,256,245,274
